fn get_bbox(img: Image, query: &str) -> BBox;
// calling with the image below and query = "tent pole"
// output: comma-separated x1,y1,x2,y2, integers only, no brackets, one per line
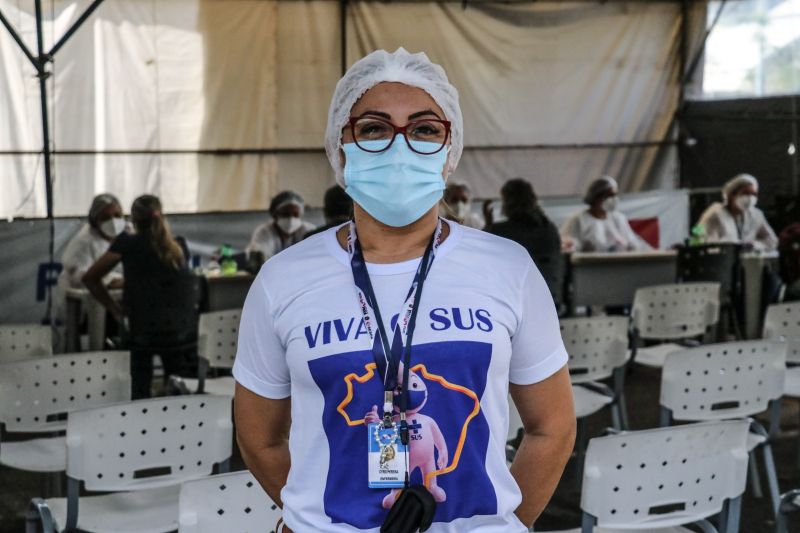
339,0,347,75
0,8,39,70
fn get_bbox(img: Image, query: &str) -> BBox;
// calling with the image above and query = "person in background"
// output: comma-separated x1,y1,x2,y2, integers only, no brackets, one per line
83,195,191,398
560,175,651,252
779,223,800,301
486,178,561,268
442,181,484,228
304,185,352,238
55,193,126,320
246,190,315,260
697,173,778,251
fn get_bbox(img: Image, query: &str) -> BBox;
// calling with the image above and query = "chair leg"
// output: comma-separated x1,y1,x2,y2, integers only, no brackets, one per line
574,417,588,485
762,442,781,516
613,368,629,430
749,450,763,499
580,512,595,533
723,496,743,533
26,498,55,533
610,402,622,432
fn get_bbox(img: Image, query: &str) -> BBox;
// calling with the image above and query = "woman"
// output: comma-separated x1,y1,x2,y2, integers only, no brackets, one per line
233,48,575,533
246,190,316,260
697,173,778,251
83,195,192,398
560,175,651,252
55,193,126,320
487,178,563,303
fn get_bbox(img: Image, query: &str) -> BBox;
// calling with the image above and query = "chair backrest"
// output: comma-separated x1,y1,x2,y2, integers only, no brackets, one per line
124,271,200,350
198,310,240,370
661,340,786,422
66,395,232,491
178,471,281,533
0,324,52,363
0,351,131,432
561,316,630,384
677,244,741,296
632,283,720,340
581,420,750,529
764,302,800,364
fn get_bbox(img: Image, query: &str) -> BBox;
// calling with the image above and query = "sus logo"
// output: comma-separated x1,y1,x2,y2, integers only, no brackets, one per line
364,365,449,508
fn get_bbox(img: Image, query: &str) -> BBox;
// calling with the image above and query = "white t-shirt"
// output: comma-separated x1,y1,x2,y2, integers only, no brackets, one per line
560,209,651,252
233,222,568,533
245,220,317,260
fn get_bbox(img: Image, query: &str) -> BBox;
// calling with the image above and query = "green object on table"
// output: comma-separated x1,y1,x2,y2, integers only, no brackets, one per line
220,244,238,275
688,224,706,246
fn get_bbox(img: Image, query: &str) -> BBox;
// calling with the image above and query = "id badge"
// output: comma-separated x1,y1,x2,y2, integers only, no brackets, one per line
368,422,408,489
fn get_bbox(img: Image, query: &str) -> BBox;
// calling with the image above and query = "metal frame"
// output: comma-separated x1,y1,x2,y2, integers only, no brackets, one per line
0,0,107,324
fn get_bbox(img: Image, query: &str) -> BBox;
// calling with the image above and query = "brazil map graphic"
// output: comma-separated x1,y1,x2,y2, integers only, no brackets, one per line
308,340,497,529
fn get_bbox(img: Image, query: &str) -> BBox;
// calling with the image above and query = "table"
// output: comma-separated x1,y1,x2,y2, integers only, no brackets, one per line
569,251,678,309
741,252,779,339
64,288,122,352
201,272,255,312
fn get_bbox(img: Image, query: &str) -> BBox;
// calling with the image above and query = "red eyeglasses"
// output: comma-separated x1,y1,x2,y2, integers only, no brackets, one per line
347,115,451,155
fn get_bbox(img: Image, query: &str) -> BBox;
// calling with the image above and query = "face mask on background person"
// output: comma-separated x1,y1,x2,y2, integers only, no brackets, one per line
735,194,757,211
100,217,126,238
343,136,447,228
602,195,619,213
276,216,303,235
454,201,470,219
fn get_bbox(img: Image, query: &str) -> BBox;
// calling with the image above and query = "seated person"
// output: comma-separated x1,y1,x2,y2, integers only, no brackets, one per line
55,193,126,320
697,173,777,251
246,190,315,260
442,181,484,229
83,195,193,399
304,185,352,238
779,223,800,302
486,178,562,300
561,176,651,252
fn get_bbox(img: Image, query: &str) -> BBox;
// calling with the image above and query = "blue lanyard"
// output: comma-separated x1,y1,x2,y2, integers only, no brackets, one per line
348,220,442,423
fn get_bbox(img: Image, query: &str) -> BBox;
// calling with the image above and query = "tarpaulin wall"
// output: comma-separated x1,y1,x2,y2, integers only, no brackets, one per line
0,0,706,219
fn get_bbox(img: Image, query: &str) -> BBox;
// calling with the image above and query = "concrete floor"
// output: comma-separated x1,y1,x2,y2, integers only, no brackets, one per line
2,364,799,532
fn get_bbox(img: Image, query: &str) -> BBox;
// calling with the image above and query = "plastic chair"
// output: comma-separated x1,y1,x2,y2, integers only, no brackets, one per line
0,324,52,363
776,489,800,533
25,395,233,533
631,283,720,368
173,309,240,396
660,340,786,515
178,470,282,533
763,302,800,397
0,351,131,473
547,420,750,533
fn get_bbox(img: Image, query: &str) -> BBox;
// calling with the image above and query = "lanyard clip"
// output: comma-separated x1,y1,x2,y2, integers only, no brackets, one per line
382,391,394,427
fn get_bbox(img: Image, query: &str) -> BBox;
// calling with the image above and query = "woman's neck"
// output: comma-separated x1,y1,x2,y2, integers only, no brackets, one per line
337,205,449,264
588,206,607,220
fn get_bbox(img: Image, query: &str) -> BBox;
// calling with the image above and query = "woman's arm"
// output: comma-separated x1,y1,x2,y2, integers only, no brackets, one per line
234,382,291,509
82,251,124,320
510,365,576,527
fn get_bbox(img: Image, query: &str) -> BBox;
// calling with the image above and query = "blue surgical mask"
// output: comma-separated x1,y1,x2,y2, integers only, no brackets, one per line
343,136,447,227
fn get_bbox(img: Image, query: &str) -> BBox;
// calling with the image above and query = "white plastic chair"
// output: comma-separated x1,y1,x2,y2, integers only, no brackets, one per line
0,324,52,363
178,470,282,533
25,395,233,533
631,283,720,368
562,316,631,430
776,488,800,533
0,351,131,473
660,340,786,515
173,310,240,396
545,420,750,533
763,302,800,397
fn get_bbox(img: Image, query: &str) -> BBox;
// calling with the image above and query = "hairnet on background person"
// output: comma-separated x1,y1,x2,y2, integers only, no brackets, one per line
324,47,463,186
88,193,121,227
269,191,305,216
722,174,758,200
583,176,618,205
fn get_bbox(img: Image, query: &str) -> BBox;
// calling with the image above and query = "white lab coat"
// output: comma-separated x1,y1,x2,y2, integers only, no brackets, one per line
245,220,316,260
561,209,652,253
698,202,778,251
54,224,123,319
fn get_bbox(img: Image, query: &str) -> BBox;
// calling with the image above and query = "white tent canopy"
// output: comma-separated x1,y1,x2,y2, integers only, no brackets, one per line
0,0,706,219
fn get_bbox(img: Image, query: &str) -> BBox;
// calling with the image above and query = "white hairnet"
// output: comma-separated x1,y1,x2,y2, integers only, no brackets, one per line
324,47,463,186
722,173,758,200
269,190,305,216
583,176,618,205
